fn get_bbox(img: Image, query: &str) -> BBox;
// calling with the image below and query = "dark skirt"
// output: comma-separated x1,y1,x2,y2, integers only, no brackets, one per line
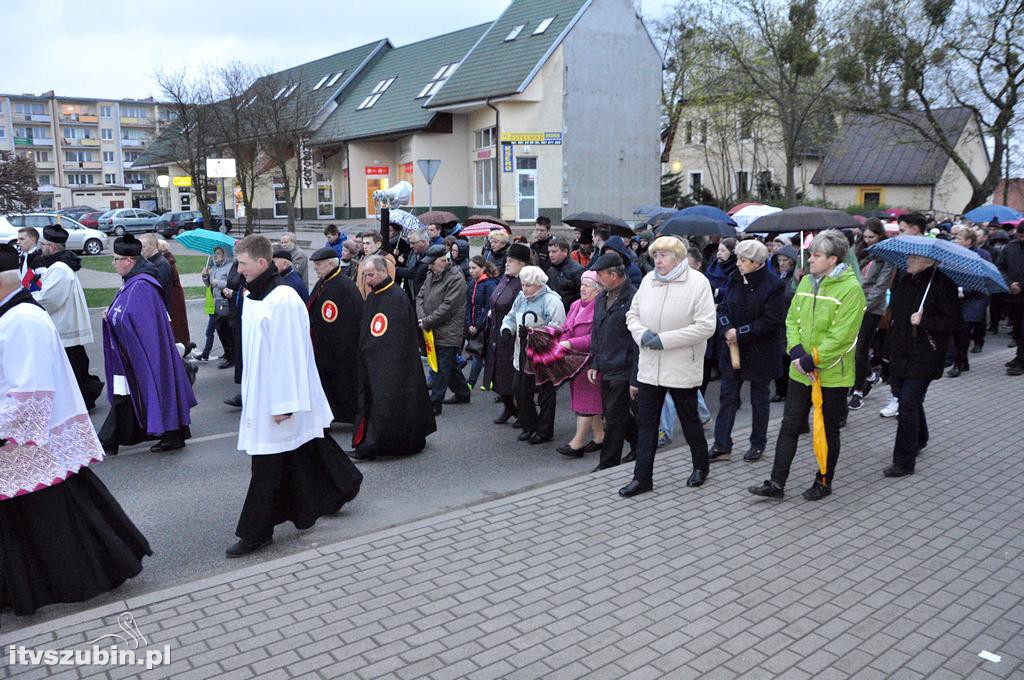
98,396,191,454
236,432,363,542
0,467,152,617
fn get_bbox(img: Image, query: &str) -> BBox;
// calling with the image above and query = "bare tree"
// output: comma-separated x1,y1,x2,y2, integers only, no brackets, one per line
656,7,711,163
154,68,218,226
0,152,37,213
209,62,264,235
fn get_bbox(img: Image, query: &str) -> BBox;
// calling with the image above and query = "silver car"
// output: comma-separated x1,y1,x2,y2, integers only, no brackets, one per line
97,208,161,236
3,213,109,256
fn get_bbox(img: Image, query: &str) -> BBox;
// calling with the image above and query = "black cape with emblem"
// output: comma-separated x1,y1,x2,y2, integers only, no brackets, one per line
353,277,436,456
307,265,363,423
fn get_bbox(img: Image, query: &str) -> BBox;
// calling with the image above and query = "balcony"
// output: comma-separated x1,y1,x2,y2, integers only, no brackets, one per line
59,113,98,124
16,113,51,123
120,117,154,127
120,138,147,147
62,136,97,147
63,161,102,171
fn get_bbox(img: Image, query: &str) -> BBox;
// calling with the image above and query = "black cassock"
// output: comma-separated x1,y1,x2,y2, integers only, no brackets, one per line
353,278,436,456
307,266,363,423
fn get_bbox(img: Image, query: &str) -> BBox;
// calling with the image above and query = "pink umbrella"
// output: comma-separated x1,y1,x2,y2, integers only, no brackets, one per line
458,222,505,238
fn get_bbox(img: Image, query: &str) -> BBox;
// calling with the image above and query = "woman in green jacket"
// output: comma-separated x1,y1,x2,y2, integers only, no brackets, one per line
749,230,866,501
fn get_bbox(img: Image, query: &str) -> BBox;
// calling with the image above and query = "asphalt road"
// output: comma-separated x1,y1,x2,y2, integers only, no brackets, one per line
3,284,761,632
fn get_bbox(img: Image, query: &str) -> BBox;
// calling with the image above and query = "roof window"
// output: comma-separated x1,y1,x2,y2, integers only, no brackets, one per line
505,24,525,41
417,63,459,99
357,77,396,110
313,75,330,90
326,71,345,88
534,17,555,34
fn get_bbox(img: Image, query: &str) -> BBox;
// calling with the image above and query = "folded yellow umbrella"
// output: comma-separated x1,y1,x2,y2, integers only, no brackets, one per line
422,329,438,372
811,347,828,484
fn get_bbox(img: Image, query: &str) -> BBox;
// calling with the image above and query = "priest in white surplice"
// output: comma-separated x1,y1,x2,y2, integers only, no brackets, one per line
0,244,151,616
30,224,104,410
227,235,363,558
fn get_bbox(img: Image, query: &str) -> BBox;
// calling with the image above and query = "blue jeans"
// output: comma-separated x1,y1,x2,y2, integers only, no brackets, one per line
467,355,484,386
430,345,471,404
713,375,771,451
659,392,709,436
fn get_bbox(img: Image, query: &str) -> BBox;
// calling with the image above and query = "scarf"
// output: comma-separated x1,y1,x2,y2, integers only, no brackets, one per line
654,259,688,283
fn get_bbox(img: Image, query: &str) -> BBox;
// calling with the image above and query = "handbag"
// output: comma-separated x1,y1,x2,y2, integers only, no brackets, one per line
214,296,230,318
465,334,485,357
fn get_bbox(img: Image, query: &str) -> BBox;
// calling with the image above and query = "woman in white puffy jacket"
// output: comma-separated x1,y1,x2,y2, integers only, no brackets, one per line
618,236,717,497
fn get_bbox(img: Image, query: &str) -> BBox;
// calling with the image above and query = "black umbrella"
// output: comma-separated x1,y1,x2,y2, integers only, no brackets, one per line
563,211,634,237
645,210,679,229
658,215,735,238
746,206,861,233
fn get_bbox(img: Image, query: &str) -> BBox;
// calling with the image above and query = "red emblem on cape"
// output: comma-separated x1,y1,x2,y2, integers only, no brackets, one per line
321,300,338,323
370,312,388,337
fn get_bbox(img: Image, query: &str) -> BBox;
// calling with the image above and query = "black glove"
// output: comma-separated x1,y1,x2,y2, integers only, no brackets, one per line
501,328,513,339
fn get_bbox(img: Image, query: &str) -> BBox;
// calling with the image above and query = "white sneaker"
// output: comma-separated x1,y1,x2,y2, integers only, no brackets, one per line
880,396,899,418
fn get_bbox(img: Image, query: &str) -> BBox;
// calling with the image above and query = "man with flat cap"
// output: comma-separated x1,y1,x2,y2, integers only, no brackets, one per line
98,234,196,454
272,247,308,303
351,254,436,459
31,225,104,410
0,244,151,615
416,243,471,414
307,246,364,423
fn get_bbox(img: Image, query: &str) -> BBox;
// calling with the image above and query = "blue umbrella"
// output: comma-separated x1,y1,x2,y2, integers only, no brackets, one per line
658,215,735,238
963,204,1020,223
679,205,738,226
174,228,236,256
867,236,1008,294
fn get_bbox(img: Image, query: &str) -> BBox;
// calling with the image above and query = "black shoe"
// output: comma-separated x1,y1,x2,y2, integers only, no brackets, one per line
493,409,514,424
1011,340,1018,348
1006,358,1023,368
708,447,731,463
946,365,962,378
443,395,470,405
557,444,585,458
802,480,832,501
529,434,552,445
592,463,618,472
770,393,786,402
618,479,653,497
432,402,443,415
582,440,603,453
218,359,234,369
743,447,763,461
150,438,185,453
512,418,523,429
623,449,636,463
1009,364,1024,376
848,393,864,410
748,480,784,498
517,430,534,442
686,468,708,487
883,465,914,477
224,394,242,408
347,449,376,460
971,343,983,354
225,537,271,558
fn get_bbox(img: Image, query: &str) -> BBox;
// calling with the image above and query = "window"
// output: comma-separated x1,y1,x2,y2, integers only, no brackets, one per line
0,128,4,138
739,112,754,141
100,105,112,118
273,86,288,100
104,173,117,185
34,151,49,162
65,151,94,162
473,126,497,150
15,102,46,115
38,175,50,186
122,128,148,140
326,71,345,87
62,127,91,140
689,172,703,195
735,170,750,198
700,119,708,144
124,151,141,162
357,77,396,110
103,151,115,162
284,83,299,97
125,171,148,185
475,158,496,207
101,128,113,140
417,63,459,98
67,173,95,185
312,74,330,90
684,120,693,145
534,17,555,34
122,106,148,119
16,126,50,140
505,24,525,41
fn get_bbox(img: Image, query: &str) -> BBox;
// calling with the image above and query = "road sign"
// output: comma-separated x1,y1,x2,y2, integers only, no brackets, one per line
205,158,236,178
417,159,442,184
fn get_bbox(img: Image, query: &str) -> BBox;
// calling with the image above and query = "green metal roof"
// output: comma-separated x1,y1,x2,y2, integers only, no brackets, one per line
311,23,488,144
425,0,589,108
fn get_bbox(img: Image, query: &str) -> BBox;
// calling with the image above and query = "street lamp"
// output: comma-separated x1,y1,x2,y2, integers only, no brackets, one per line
157,174,170,213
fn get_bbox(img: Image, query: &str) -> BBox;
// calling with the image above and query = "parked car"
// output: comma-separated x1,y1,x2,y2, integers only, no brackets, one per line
156,211,201,237
78,211,105,228
194,214,232,233
97,208,161,236
2,213,109,256
57,206,98,220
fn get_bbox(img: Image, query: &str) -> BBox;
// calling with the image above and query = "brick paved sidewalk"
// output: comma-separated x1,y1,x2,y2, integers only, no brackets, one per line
3,347,1022,679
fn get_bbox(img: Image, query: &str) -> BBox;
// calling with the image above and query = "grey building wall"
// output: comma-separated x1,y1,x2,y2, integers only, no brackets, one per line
562,0,661,219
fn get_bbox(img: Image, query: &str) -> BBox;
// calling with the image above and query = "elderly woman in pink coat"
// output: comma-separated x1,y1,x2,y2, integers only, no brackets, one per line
555,270,605,458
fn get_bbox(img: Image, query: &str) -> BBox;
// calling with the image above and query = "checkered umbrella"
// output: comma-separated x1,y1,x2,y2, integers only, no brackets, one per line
867,236,1008,294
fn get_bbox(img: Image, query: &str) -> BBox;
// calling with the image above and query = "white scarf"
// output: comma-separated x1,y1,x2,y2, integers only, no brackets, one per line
654,259,688,283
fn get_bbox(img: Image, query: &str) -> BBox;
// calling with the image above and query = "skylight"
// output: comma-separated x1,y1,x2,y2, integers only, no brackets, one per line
357,77,396,110
313,75,329,90
326,71,345,88
534,17,555,34
417,63,459,99
272,86,288,100
505,24,525,41
284,84,299,97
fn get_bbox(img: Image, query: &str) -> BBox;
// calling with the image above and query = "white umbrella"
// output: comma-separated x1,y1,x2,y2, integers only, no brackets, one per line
734,205,783,232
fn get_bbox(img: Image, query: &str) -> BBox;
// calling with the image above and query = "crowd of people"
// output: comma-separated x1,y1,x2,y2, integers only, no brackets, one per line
2,207,1021,618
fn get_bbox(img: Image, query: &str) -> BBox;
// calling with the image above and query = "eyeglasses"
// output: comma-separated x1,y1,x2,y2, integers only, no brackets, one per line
112,256,132,262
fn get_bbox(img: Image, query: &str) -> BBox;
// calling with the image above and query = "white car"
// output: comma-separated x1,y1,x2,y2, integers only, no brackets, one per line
1,213,109,256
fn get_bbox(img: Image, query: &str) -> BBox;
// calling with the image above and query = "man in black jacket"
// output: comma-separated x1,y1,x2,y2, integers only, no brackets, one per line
530,216,552,270
545,236,584,311
588,254,638,471
1000,228,1024,375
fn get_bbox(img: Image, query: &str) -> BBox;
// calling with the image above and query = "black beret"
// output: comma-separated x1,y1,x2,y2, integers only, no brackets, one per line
421,244,448,266
507,242,532,264
272,248,293,262
43,225,69,244
113,234,142,256
310,247,339,261
0,244,19,272
591,253,625,271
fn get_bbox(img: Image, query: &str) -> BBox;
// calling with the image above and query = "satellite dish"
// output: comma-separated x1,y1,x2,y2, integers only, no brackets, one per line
372,180,412,208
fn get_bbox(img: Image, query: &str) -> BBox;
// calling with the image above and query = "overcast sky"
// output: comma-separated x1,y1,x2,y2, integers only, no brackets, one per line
2,0,673,101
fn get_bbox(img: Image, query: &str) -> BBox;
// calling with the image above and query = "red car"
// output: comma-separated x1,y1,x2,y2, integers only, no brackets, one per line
78,211,104,228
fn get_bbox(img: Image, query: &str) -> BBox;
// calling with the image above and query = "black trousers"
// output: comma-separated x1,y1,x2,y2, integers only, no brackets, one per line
65,345,103,410
953,321,986,365
514,369,556,439
989,294,1006,332
598,380,638,469
771,379,845,487
889,375,930,470
632,383,708,485
854,313,882,392
1008,304,1024,360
